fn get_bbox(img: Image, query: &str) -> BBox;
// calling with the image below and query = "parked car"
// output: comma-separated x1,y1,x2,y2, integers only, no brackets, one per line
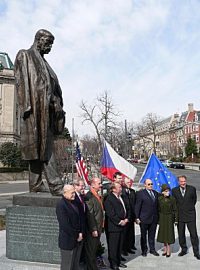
170,162,185,169
127,158,138,163
102,180,112,195
161,160,173,167
138,159,147,164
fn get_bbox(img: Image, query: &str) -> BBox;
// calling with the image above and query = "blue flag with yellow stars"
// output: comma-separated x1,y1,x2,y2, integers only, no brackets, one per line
139,153,178,192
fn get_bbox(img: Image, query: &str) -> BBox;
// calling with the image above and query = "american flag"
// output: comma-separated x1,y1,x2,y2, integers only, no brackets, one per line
75,142,90,185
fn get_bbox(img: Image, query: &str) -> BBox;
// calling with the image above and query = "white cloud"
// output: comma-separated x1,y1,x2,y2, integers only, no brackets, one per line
1,0,200,136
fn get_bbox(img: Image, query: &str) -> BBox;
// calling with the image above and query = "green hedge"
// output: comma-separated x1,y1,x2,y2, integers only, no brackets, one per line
0,167,28,173
0,215,6,230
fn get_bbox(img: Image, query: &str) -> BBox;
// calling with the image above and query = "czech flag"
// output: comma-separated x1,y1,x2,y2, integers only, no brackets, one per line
100,141,137,181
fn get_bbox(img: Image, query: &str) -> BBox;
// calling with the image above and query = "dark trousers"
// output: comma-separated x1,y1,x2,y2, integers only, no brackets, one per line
178,221,199,255
29,152,63,194
140,222,157,252
123,222,135,252
85,233,100,270
60,242,83,270
108,231,124,267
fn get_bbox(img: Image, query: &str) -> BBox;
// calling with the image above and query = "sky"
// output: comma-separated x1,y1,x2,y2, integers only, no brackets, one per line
1,0,200,137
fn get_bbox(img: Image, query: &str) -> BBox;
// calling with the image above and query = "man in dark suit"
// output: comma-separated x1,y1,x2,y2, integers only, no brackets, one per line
135,178,159,257
56,184,83,270
121,177,137,256
85,177,104,270
104,181,128,270
73,179,87,266
172,175,200,259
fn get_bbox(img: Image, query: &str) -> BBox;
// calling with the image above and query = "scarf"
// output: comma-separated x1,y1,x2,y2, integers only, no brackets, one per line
90,187,104,210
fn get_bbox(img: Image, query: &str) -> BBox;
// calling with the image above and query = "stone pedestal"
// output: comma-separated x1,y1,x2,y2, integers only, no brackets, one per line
6,193,61,264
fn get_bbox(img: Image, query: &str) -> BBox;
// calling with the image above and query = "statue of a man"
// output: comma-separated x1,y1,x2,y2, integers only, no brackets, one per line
15,29,65,195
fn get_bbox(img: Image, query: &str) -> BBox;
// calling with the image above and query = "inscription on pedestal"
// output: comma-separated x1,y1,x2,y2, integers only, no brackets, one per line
6,206,60,264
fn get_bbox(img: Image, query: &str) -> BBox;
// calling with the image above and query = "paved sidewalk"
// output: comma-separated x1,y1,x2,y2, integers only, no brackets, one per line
0,202,200,269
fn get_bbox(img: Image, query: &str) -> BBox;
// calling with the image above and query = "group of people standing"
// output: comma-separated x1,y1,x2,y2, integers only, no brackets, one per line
56,173,200,270
135,175,199,261
56,177,104,270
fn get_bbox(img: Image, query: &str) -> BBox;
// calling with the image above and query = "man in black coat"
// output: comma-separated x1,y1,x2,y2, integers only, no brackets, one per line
72,179,87,266
73,179,86,236
104,181,128,270
121,177,137,256
56,184,83,270
172,175,200,259
135,178,159,257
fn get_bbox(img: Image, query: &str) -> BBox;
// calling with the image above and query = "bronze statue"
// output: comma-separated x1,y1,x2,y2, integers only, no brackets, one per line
15,29,65,195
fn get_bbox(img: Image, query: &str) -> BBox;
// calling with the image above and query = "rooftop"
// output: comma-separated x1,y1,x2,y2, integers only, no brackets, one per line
0,52,14,70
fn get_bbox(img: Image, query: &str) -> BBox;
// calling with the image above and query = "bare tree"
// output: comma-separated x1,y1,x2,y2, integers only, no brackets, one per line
97,91,120,139
80,91,120,153
81,135,99,161
133,113,162,155
80,135,101,175
80,101,102,150
54,139,72,176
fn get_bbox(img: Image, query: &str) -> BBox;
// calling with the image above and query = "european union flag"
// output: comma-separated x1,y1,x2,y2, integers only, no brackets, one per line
139,153,179,192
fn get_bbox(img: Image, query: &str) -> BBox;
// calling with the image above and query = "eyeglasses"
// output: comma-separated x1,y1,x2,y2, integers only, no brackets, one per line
147,183,153,186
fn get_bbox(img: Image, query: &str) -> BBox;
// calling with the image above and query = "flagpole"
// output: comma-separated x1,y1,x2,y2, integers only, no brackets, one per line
125,119,128,159
71,118,74,182
139,152,153,184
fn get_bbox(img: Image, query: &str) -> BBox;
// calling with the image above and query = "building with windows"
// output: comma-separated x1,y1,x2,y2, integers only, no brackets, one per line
133,103,200,159
0,52,20,145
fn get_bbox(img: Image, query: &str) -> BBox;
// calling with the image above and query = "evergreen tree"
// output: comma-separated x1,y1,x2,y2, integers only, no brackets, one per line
185,136,198,157
56,127,71,141
0,142,27,167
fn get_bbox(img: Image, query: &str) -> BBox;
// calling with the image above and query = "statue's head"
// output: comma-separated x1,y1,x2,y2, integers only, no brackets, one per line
34,29,55,55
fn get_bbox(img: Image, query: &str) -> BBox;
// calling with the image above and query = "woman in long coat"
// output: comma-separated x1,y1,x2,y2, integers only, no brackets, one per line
157,184,178,257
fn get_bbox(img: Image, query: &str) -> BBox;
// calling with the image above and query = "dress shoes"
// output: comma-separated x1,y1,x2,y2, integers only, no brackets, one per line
121,256,126,261
119,263,127,268
178,250,187,256
166,254,171,257
142,252,147,257
128,249,135,254
194,254,200,260
150,250,159,256
162,252,167,256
